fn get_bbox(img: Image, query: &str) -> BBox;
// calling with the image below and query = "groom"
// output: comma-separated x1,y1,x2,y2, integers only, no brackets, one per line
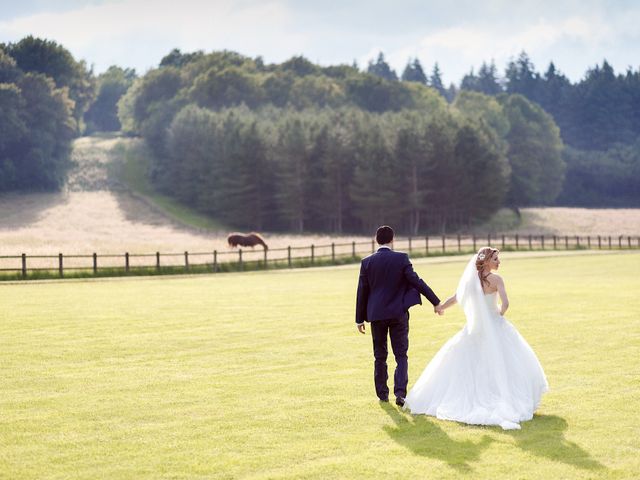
355,225,442,406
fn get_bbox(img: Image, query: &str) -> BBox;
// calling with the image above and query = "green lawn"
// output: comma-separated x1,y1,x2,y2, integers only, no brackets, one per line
1,252,638,479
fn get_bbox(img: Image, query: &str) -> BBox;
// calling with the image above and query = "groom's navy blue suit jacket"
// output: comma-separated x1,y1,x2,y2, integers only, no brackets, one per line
355,247,440,324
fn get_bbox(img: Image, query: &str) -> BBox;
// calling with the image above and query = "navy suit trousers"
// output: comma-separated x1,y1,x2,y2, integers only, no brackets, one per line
370,313,409,400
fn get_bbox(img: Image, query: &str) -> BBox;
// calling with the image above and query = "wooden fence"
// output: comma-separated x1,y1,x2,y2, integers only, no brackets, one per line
1,233,638,280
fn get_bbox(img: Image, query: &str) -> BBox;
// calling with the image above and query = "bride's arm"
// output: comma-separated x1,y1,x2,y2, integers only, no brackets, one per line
495,276,509,315
439,294,457,310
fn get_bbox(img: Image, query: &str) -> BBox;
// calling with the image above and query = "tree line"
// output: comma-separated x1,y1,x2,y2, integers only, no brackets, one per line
441,53,640,206
117,50,563,233
1,36,638,217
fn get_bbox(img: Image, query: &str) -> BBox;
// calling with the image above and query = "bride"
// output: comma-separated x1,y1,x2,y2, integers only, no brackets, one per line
403,247,548,430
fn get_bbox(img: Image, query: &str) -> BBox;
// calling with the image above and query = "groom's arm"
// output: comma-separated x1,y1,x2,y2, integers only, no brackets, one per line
355,260,369,325
402,254,440,307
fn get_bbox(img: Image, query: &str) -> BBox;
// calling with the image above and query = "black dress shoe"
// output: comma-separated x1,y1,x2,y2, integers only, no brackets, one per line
395,397,405,406
379,397,389,402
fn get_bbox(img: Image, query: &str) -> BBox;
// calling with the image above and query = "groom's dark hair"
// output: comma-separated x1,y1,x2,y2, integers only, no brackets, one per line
376,225,394,245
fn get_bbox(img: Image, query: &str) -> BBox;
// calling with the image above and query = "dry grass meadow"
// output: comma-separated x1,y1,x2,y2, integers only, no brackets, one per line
0,135,638,261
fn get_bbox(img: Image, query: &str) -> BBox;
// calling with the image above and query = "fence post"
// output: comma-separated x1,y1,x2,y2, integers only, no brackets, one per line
576,236,580,248
408,236,412,253
311,244,315,264
472,235,476,252
125,252,129,272
264,248,268,269
528,234,532,250
213,250,218,272
288,246,292,267
425,236,429,255
93,253,97,274
352,241,356,258
457,234,461,252
608,236,611,249
598,236,601,249
515,234,519,250
619,235,623,248
239,249,243,271
21,253,26,278
628,236,631,248
587,236,591,249
501,234,505,249
156,252,160,271
184,251,189,271
59,253,64,277
541,236,545,250
371,239,375,254
565,236,569,249
331,243,335,262
442,235,446,253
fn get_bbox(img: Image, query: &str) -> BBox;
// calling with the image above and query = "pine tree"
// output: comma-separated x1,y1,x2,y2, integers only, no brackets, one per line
394,118,432,233
349,118,401,230
460,68,479,92
275,118,310,232
477,61,502,95
505,51,539,98
367,52,398,81
401,58,428,84
430,63,448,99
321,109,358,232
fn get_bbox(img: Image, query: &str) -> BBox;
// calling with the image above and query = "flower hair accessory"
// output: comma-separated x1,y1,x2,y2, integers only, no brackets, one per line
478,253,486,261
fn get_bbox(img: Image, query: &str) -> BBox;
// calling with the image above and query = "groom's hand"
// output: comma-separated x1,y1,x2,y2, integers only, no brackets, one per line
357,323,366,334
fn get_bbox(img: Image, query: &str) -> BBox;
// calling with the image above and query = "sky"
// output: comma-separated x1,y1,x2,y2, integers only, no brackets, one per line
0,0,639,85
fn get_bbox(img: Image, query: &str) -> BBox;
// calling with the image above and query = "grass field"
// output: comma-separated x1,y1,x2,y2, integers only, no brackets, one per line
1,252,639,479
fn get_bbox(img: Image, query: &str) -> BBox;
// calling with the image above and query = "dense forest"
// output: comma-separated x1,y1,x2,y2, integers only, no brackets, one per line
1,36,639,233
456,53,640,207
115,50,565,232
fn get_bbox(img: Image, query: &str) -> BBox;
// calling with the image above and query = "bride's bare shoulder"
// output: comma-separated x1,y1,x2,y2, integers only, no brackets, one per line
487,273,504,285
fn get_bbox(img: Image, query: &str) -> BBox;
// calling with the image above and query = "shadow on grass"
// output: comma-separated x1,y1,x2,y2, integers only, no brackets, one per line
382,405,606,473
380,403,493,472
507,414,606,471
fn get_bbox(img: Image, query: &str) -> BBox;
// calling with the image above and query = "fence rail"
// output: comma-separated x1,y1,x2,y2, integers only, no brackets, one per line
1,234,638,280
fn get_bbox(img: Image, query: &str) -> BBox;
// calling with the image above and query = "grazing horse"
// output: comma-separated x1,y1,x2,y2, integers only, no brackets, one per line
227,232,268,250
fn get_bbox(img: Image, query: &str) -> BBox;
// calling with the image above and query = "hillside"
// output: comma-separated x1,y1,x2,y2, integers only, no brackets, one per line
0,136,370,256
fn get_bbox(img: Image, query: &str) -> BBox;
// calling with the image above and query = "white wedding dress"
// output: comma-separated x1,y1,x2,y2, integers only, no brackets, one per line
404,255,548,430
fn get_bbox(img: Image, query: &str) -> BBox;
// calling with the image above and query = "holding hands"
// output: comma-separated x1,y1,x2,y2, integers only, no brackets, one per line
435,295,457,315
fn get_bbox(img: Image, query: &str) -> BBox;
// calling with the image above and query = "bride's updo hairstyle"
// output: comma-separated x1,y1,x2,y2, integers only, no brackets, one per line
476,247,499,286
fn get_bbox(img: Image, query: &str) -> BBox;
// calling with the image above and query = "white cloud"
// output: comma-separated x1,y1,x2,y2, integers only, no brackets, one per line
379,14,631,83
2,0,640,82
0,0,304,72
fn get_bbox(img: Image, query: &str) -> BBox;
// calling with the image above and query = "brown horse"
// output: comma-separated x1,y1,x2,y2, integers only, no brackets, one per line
227,232,268,250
